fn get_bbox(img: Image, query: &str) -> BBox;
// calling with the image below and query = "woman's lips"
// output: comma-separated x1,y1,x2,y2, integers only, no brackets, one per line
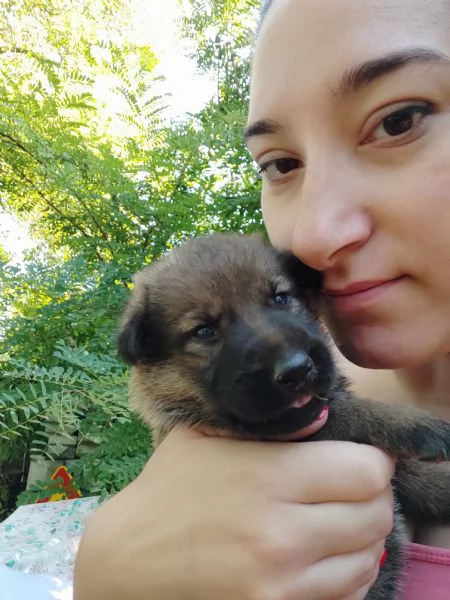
323,276,406,313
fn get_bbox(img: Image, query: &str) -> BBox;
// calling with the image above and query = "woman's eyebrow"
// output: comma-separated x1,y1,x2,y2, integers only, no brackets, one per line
244,48,450,145
243,118,283,144
333,47,450,101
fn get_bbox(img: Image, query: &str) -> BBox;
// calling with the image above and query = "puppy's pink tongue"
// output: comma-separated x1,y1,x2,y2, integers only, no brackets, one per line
290,394,314,408
295,406,329,438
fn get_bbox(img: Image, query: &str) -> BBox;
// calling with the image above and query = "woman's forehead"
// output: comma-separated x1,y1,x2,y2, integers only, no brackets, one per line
249,0,450,118
257,0,450,35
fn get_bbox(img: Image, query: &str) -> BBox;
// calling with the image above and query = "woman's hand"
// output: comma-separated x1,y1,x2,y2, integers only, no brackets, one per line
74,427,394,600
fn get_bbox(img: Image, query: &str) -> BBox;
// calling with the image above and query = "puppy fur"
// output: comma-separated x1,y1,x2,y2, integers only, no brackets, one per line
118,233,450,600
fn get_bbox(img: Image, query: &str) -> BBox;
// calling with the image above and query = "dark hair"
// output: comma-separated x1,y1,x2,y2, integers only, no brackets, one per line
256,0,273,39
260,0,272,19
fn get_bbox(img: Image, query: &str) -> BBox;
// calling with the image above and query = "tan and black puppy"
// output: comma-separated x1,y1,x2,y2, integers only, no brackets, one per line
118,233,450,600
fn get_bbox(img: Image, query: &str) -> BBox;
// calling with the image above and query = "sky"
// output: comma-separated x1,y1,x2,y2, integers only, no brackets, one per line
0,0,214,261
132,0,214,117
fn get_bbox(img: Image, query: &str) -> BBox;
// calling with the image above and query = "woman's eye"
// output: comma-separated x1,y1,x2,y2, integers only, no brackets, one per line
191,325,218,341
258,157,301,182
364,102,435,144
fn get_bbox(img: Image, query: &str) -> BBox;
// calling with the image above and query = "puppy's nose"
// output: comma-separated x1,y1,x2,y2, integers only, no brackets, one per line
273,352,314,388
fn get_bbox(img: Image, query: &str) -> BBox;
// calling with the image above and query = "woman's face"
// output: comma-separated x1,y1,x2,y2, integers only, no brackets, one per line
246,0,450,368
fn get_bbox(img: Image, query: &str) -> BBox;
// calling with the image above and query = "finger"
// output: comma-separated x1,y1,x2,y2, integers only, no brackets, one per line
241,439,395,504
293,539,385,599
166,428,395,503
293,490,393,562
276,442,395,503
261,489,393,566
340,579,379,600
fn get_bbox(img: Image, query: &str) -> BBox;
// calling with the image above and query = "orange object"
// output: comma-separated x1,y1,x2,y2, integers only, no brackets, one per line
36,465,82,503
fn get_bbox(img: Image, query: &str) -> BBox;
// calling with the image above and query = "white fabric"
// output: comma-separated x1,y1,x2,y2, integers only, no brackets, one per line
0,564,72,599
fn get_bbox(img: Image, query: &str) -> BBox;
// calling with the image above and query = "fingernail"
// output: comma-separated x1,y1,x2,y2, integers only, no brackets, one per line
379,548,388,567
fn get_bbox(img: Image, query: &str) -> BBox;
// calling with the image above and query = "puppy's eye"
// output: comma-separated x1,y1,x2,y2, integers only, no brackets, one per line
191,324,218,341
273,292,290,305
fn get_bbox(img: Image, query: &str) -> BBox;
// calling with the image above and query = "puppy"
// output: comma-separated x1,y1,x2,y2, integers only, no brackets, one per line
118,233,450,600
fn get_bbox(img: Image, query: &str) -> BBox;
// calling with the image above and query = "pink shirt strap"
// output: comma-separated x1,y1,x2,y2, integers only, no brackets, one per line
401,542,450,599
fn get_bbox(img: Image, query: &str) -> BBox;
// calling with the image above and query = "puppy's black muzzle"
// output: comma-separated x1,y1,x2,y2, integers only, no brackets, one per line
273,351,316,389
210,308,336,436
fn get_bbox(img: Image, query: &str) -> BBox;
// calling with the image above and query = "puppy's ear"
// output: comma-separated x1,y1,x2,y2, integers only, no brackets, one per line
118,275,166,364
278,252,322,291
118,307,165,364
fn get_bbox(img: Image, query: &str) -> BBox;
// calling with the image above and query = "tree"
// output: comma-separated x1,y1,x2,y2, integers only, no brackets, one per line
0,0,262,512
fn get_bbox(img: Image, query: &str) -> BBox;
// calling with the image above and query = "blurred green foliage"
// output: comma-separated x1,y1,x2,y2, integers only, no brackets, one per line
0,0,261,513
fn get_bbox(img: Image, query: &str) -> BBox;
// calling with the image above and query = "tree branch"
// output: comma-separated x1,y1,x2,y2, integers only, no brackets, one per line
0,130,44,165
15,169,104,262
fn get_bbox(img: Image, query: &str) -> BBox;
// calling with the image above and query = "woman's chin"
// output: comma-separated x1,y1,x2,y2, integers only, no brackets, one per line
337,341,401,369
331,323,445,370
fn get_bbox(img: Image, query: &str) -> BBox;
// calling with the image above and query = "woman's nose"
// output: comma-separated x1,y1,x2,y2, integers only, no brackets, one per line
290,160,373,271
